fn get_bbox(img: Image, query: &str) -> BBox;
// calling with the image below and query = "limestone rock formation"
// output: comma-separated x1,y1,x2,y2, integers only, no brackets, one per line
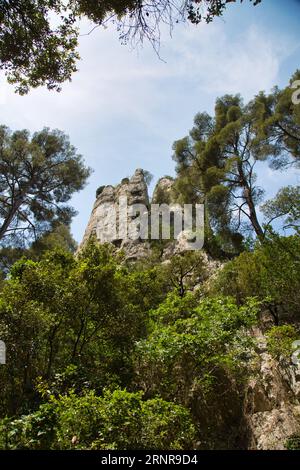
80,169,151,260
152,176,175,204
244,330,300,449
80,169,199,259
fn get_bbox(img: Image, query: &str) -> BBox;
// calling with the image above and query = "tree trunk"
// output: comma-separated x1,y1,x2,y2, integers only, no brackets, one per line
244,189,264,241
237,161,264,242
0,198,23,240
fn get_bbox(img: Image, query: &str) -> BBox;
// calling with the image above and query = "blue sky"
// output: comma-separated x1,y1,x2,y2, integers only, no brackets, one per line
0,0,300,242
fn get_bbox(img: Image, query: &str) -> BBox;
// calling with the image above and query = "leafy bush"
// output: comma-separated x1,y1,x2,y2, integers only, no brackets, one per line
0,241,168,416
0,389,196,450
0,403,56,450
149,291,198,324
134,296,258,402
212,236,300,323
133,295,258,448
266,325,298,360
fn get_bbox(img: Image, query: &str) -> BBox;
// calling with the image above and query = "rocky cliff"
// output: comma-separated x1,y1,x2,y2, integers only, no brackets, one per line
244,327,300,449
80,169,196,259
80,169,152,260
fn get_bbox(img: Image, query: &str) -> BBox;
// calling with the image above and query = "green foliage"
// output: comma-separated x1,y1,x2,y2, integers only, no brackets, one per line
0,241,169,416
0,1,262,93
55,388,195,450
149,291,199,324
0,403,56,450
0,0,79,94
0,126,91,244
0,389,196,450
212,235,300,323
0,232,266,450
137,397,195,450
284,434,300,450
0,224,77,278
172,95,265,250
152,186,170,205
251,70,300,166
30,224,77,254
133,294,258,448
0,246,25,279
261,186,300,234
172,73,300,251
266,325,298,361
134,295,258,401
159,251,208,297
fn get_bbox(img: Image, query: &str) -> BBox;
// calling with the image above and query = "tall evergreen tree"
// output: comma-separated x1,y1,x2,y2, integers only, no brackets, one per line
173,95,266,252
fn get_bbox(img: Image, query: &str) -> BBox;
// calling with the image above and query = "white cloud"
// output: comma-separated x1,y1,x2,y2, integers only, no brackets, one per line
165,22,296,100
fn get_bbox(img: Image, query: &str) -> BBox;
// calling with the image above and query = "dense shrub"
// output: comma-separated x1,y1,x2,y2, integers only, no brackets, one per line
0,241,168,416
212,236,300,323
133,295,258,448
0,389,196,450
134,295,258,400
266,325,299,361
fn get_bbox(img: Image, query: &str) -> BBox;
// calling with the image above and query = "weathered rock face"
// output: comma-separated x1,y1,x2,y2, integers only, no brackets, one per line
80,169,151,260
81,169,212,262
244,330,300,450
152,176,175,204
